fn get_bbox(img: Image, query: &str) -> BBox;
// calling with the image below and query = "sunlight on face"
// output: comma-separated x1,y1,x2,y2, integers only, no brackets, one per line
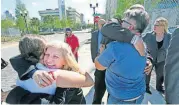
43,47,65,69
154,22,165,34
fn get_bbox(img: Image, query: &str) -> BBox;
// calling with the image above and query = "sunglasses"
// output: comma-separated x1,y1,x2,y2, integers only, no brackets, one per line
154,24,160,26
122,19,133,26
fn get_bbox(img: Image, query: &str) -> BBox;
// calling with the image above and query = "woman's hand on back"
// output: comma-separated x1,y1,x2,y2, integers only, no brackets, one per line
33,70,54,87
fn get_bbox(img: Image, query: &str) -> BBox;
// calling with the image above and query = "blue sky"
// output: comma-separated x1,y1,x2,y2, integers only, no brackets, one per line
1,0,106,23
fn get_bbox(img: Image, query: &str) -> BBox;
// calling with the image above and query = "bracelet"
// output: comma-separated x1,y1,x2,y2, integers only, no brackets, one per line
48,71,56,80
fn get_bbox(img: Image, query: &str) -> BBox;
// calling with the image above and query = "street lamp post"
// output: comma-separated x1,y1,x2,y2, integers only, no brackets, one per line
90,3,98,30
20,10,29,34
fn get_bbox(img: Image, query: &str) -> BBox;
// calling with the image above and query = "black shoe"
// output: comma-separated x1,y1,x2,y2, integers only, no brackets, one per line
157,89,165,94
146,88,152,94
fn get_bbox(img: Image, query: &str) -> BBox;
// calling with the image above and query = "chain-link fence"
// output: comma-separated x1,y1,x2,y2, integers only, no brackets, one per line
144,0,179,33
106,0,179,33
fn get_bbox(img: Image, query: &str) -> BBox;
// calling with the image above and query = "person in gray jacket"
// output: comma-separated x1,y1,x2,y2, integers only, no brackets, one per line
143,17,171,94
164,28,179,104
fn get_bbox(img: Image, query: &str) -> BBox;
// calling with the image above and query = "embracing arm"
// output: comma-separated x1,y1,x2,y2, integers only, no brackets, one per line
54,70,94,88
101,23,135,44
101,23,145,56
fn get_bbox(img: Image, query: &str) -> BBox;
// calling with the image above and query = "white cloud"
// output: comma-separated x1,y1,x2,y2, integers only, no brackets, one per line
32,2,38,6
71,0,86,3
8,9,13,13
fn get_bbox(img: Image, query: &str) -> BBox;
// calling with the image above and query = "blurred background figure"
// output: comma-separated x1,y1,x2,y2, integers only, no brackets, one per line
65,28,79,61
91,18,106,104
143,17,171,94
164,28,179,104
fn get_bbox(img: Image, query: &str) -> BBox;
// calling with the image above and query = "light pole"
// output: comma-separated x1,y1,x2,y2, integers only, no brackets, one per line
90,2,98,30
20,10,29,34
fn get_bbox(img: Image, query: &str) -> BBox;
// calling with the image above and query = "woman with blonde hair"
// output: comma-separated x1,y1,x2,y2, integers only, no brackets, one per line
7,35,93,104
45,41,81,73
143,17,171,94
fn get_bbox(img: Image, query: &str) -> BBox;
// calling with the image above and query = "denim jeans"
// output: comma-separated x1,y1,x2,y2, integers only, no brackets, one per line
107,94,144,104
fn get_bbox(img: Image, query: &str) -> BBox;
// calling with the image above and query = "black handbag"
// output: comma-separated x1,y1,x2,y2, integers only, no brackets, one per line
1,58,8,69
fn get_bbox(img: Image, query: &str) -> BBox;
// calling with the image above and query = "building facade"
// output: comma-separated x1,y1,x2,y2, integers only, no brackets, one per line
39,0,83,24
105,0,118,19
39,9,59,21
80,13,84,23
66,7,81,23
58,0,66,19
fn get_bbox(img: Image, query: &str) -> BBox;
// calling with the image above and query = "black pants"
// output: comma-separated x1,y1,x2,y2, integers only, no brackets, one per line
146,71,152,89
65,88,86,104
145,61,165,90
155,62,165,90
92,69,106,104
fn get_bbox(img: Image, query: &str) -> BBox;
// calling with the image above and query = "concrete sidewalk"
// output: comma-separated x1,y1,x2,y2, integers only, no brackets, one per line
78,43,166,104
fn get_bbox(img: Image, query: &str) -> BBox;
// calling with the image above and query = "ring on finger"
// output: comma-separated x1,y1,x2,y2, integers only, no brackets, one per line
38,79,43,85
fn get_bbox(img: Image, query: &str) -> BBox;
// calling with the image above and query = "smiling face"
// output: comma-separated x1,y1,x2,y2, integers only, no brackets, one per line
43,47,65,69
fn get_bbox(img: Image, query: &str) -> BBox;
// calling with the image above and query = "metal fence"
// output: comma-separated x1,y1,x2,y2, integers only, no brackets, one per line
1,28,21,36
144,0,179,33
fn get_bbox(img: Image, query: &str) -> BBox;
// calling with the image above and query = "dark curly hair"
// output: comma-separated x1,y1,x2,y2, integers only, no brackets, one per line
19,35,46,63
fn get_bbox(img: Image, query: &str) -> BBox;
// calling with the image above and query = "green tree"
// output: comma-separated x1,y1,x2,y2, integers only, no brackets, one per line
60,18,66,28
60,18,73,28
16,17,26,34
15,0,29,35
72,22,81,30
115,0,144,18
87,24,93,28
1,18,15,30
42,15,54,30
66,18,73,27
115,0,163,18
15,0,27,18
53,16,62,29
30,17,40,34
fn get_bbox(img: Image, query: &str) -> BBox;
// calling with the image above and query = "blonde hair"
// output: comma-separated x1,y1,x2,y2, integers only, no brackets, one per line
46,41,81,74
155,17,168,33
